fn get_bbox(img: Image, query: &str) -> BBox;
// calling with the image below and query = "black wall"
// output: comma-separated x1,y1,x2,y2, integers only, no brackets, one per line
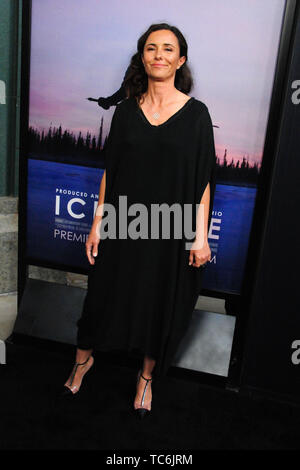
241,2,300,403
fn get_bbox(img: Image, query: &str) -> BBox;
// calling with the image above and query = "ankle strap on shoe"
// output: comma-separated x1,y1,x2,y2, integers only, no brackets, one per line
68,356,91,388
76,356,91,366
141,373,152,382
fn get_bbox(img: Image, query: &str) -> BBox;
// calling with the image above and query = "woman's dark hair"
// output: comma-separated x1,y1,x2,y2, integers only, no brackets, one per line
123,23,193,104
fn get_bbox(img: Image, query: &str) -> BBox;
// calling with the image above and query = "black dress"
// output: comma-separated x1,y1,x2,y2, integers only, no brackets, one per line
77,95,217,377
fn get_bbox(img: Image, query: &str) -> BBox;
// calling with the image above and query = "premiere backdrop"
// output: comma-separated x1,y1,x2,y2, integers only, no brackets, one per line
26,0,286,294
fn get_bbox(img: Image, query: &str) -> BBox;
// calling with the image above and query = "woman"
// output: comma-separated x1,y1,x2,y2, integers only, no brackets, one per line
62,23,217,420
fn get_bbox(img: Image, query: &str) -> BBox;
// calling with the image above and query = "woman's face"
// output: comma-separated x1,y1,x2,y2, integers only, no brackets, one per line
141,29,186,82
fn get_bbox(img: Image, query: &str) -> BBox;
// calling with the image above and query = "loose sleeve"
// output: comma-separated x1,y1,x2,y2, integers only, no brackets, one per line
194,104,217,239
102,103,123,202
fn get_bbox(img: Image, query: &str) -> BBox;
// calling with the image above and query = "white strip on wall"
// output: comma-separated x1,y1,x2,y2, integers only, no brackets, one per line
0,80,6,104
0,340,6,364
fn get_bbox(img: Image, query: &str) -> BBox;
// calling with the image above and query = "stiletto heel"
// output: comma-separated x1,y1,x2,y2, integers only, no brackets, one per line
134,369,153,419
61,355,93,396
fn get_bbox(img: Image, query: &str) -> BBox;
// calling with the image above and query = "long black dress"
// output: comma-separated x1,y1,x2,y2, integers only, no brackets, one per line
77,95,217,377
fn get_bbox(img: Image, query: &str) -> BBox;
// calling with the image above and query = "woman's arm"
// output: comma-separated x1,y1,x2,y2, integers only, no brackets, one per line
92,169,106,230
189,104,216,268
189,181,211,267
195,181,210,246
85,170,106,264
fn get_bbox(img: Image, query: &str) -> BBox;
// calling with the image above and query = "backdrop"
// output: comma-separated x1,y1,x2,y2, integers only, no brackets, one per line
26,0,286,294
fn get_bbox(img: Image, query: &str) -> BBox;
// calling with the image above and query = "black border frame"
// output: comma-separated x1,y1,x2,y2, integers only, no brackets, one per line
17,0,298,389
226,0,298,390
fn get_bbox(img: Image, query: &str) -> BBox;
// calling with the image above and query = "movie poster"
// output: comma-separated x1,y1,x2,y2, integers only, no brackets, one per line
26,0,286,293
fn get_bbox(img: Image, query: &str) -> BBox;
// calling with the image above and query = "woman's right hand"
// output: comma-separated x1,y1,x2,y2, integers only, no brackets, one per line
85,226,100,265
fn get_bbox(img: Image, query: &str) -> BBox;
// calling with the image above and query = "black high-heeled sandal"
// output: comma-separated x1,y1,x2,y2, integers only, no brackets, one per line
134,369,153,419
61,356,93,396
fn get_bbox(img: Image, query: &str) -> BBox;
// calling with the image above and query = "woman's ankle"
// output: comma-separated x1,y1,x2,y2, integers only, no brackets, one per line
141,371,152,379
76,348,93,362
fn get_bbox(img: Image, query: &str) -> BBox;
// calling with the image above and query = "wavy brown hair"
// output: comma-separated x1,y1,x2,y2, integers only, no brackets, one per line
123,23,194,104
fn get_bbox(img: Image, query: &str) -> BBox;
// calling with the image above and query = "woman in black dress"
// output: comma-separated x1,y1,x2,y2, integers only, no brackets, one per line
62,23,217,420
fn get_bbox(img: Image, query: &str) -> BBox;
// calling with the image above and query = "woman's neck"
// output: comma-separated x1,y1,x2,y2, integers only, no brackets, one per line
140,84,182,108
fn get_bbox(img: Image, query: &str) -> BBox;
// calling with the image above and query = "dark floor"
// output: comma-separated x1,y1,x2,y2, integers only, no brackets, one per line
1,339,300,451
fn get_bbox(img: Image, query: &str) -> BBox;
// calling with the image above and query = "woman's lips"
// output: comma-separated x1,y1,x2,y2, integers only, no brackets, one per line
152,64,166,67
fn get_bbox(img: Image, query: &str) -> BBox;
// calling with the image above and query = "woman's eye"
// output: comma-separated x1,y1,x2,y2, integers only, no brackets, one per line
147,48,173,52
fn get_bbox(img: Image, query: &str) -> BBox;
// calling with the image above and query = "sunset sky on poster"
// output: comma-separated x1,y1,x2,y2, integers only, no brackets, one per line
29,0,285,167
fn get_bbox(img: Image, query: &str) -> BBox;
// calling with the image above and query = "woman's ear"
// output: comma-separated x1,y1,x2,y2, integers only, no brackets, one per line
179,56,186,68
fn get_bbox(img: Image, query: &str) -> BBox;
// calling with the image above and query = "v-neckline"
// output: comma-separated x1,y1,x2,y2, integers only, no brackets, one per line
135,96,195,128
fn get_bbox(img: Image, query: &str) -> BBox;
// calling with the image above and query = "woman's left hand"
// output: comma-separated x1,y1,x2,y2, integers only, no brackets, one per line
189,240,211,268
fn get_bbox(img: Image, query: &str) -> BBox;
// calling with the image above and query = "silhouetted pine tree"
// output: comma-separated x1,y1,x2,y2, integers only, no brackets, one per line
85,131,91,149
223,149,227,168
97,117,103,150
77,131,84,151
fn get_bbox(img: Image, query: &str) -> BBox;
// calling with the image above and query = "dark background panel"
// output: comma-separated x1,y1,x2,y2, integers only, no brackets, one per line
241,1,300,402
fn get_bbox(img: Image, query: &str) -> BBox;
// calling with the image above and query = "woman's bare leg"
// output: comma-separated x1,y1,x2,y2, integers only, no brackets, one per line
134,355,156,410
64,348,94,394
